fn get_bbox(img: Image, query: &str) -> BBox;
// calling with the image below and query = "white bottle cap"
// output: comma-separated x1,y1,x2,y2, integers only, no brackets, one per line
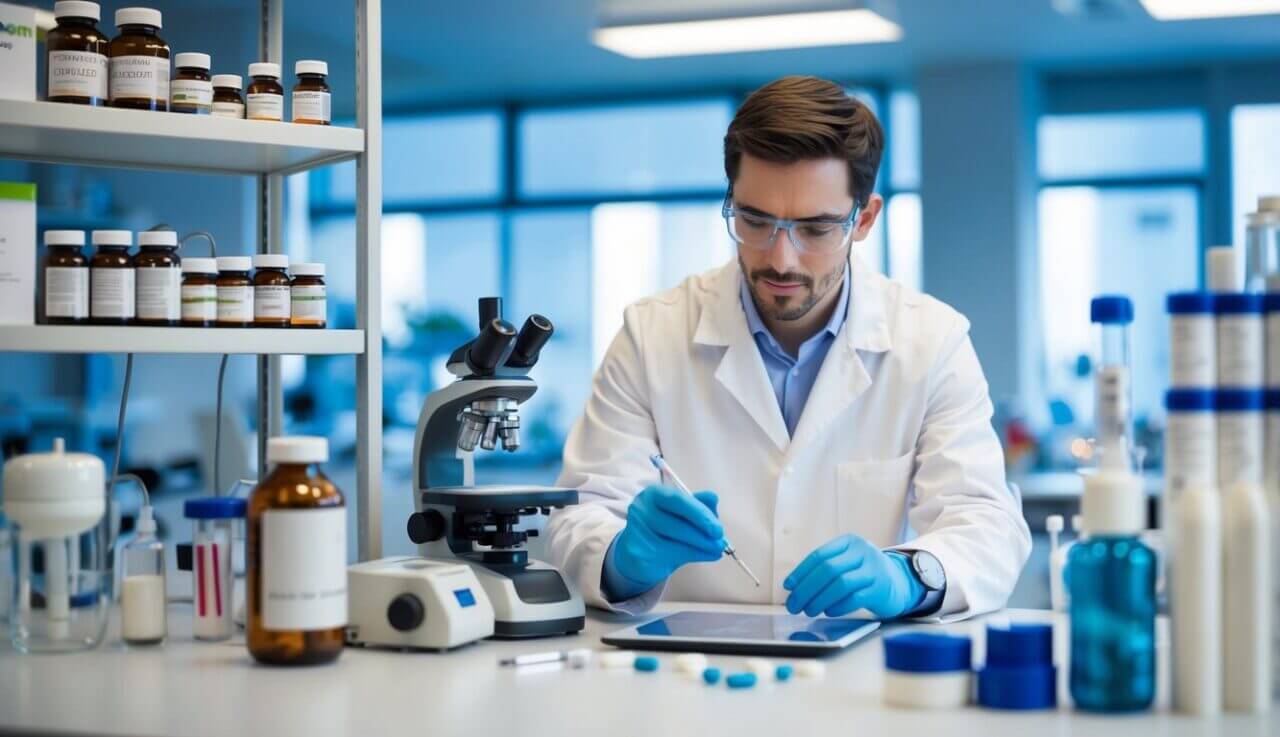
182,257,216,274
54,1,100,21
252,254,289,269
267,436,329,465
44,230,85,247
1206,246,1241,293
295,60,328,76
211,74,242,89
216,256,252,272
174,52,211,70
248,62,280,79
1257,195,1280,213
115,7,161,28
1046,515,1063,533
290,262,325,276
91,229,132,247
137,230,177,247
1081,467,1144,535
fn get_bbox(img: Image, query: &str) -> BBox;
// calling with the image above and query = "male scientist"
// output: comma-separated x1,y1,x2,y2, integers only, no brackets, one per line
546,76,1031,620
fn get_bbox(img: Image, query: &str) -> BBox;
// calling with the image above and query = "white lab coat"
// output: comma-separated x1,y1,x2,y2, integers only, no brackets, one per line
546,255,1031,620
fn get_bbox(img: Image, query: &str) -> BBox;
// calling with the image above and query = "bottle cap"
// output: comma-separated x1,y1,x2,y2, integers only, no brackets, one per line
44,230,85,247
115,7,161,28
91,229,132,247
1214,292,1263,315
183,496,247,520
1165,388,1214,412
1267,389,1280,411
216,256,252,272
1265,293,1280,313
248,62,281,79
1214,388,1264,412
135,505,157,535
54,1,100,21
882,633,971,673
212,74,242,89
1165,291,1215,315
1206,246,1241,292
252,254,289,269
1089,295,1133,325
1081,467,1144,535
1046,515,1063,533
174,52,211,70
296,60,328,76
1258,195,1280,213
984,623,1053,667
976,665,1057,710
138,230,177,247
267,436,329,465
182,257,216,274
290,262,325,276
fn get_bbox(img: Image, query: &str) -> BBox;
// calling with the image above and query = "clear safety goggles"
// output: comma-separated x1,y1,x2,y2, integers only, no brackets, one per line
721,193,859,255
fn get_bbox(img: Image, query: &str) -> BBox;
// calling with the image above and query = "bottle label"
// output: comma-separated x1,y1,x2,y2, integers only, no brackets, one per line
45,266,89,319
291,284,326,322
136,267,181,320
292,90,330,123
110,55,170,102
211,101,244,119
48,50,108,100
255,284,291,320
91,268,135,319
216,285,253,322
246,93,283,121
182,283,217,321
261,507,347,631
170,78,213,111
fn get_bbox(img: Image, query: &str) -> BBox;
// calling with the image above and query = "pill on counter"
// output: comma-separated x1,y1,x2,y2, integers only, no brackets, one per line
600,651,637,669
703,667,723,685
675,653,709,675
566,650,592,669
745,658,773,678
775,665,794,682
634,656,660,672
794,661,826,679
726,673,758,689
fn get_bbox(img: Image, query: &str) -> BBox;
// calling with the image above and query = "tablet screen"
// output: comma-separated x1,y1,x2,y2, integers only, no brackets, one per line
635,611,876,643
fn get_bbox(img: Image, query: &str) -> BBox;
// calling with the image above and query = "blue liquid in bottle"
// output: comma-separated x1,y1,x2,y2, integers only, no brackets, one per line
1067,535,1157,712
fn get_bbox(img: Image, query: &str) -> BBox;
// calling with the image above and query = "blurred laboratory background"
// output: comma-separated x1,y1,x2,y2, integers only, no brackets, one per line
3,0,1279,607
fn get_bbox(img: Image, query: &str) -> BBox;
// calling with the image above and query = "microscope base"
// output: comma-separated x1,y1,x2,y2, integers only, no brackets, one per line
462,557,586,639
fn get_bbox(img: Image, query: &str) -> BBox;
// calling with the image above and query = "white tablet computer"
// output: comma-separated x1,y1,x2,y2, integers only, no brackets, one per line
601,610,881,657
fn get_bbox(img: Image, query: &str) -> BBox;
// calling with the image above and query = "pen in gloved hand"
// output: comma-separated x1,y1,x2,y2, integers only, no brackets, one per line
649,454,761,587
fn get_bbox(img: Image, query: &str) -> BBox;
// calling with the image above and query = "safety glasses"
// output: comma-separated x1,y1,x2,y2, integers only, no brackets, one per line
721,193,858,255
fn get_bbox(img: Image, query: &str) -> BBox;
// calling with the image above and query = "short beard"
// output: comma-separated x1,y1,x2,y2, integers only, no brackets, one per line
740,253,847,322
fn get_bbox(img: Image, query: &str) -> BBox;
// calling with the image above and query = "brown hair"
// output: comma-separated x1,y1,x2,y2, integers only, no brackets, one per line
724,76,884,208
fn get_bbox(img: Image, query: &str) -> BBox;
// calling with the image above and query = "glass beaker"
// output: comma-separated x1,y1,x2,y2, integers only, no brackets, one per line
10,521,111,653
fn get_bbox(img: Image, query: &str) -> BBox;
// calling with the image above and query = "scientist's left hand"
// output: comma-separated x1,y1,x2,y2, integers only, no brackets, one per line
783,534,925,619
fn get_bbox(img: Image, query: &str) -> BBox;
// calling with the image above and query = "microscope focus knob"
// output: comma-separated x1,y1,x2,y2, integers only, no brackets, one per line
387,593,425,632
407,510,447,544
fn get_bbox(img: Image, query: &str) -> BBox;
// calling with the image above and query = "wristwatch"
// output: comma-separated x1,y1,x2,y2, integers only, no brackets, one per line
899,549,946,591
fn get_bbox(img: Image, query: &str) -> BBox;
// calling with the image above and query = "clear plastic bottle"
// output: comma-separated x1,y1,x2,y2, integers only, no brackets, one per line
1090,296,1134,457
120,505,166,645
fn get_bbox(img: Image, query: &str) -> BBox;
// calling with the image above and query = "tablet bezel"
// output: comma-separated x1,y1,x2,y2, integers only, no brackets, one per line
600,611,882,658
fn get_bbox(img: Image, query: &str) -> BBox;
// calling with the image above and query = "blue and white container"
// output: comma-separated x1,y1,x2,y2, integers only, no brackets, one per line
1167,292,1216,388
1164,389,1216,495
882,633,972,709
1215,294,1264,388
1215,389,1264,491
978,623,1056,710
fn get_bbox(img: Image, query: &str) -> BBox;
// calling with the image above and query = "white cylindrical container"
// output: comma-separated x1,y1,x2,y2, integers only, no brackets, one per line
1266,294,1280,387
882,633,972,709
1164,389,1216,494
1169,483,1222,715
1167,292,1216,388
1207,245,1242,293
1216,389,1264,490
1222,480,1273,714
1215,294,1264,388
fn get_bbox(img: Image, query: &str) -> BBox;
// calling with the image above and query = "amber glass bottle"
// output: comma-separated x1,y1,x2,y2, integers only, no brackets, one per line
109,7,169,111
46,2,109,106
245,62,283,121
291,60,330,125
42,230,90,324
247,436,346,666
211,75,244,118
133,230,181,326
90,230,135,324
252,254,291,327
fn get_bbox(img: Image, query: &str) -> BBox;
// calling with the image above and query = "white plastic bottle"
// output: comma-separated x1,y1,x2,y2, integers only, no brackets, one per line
1047,515,1067,612
1169,483,1221,715
1222,480,1273,713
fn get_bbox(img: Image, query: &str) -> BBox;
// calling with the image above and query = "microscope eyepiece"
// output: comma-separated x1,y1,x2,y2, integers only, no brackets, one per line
478,297,503,330
467,318,517,375
507,314,554,368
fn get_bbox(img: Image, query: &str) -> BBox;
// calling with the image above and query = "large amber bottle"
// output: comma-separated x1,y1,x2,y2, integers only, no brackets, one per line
246,436,346,665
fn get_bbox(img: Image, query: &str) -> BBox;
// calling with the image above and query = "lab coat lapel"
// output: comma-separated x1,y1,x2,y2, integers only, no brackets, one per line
693,264,790,452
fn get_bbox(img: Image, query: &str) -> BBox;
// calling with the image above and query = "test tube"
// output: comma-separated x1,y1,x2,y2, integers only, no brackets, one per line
1091,295,1134,466
183,497,246,641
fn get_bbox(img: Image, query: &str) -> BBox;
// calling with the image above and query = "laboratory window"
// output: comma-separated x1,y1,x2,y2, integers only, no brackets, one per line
1037,109,1206,182
1231,104,1280,248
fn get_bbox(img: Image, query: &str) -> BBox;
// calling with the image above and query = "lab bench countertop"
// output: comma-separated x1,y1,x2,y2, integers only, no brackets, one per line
0,604,1272,737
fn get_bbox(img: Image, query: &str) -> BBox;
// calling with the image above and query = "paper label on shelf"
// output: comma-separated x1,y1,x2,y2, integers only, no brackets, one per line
254,284,291,319
246,93,283,121
216,285,252,322
170,78,212,111
110,55,170,102
48,50,108,100
211,101,244,119
136,267,181,321
291,285,326,321
292,91,330,123
45,267,88,319
261,507,347,631
91,268,134,319
182,283,217,321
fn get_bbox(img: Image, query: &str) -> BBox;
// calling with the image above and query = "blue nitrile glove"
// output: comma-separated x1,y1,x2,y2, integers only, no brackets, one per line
602,485,726,601
783,534,925,619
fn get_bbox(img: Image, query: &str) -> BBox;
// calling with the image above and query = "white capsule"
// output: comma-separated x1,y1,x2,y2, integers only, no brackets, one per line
745,658,774,678
794,660,826,679
675,653,708,675
566,649,593,669
599,650,637,669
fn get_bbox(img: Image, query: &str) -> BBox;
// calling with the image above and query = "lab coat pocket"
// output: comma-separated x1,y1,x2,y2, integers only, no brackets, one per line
836,453,914,547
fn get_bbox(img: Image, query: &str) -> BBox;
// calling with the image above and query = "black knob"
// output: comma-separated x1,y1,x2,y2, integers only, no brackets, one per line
478,297,503,330
407,509,447,544
466,318,517,374
387,593,424,632
507,314,554,368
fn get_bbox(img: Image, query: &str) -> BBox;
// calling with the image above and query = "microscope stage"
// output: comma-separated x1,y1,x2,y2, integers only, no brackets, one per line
421,485,579,512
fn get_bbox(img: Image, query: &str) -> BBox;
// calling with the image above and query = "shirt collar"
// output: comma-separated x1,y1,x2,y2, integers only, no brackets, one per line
739,264,850,354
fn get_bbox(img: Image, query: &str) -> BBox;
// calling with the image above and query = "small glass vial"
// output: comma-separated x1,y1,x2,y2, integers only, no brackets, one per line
215,256,253,327
211,74,244,118
109,7,169,111
90,230,134,324
181,258,218,327
253,254,291,327
247,436,346,666
292,60,330,125
184,496,246,642
290,263,326,329
134,230,181,326
169,51,212,114
41,229,89,324
245,62,283,122
46,1,109,106
120,506,166,645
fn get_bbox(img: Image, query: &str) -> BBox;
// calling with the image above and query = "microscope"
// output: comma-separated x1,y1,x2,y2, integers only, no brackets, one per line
407,297,585,638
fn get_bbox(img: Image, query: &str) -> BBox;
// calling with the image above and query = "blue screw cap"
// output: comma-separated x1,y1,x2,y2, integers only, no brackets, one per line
985,623,1053,667
183,496,247,519
883,632,972,673
1165,389,1214,412
1090,295,1134,325
1166,292,1216,315
977,664,1057,710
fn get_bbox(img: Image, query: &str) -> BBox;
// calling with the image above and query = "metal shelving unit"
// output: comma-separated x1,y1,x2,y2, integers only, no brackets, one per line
0,0,384,560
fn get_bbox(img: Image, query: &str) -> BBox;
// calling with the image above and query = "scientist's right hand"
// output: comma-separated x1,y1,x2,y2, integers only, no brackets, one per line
602,485,726,600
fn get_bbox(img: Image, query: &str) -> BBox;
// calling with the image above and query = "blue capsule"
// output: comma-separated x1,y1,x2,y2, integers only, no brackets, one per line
702,667,722,685
775,665,794,682
634,656,659,672
726,672,758,689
